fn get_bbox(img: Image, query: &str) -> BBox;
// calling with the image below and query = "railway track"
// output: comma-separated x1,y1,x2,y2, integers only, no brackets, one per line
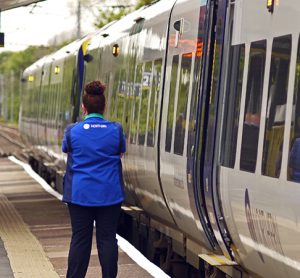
0,124,26,159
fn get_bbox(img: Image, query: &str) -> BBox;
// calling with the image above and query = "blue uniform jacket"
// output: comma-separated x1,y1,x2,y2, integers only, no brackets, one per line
62,114,126,206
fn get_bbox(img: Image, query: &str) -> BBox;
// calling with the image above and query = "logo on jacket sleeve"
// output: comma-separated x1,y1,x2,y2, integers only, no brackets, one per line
83,124,90,129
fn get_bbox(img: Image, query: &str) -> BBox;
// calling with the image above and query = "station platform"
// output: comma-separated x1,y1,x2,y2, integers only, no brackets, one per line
0,157,155,278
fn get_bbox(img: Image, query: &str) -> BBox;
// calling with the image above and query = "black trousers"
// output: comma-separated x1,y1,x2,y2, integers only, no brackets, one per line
66,203,122,278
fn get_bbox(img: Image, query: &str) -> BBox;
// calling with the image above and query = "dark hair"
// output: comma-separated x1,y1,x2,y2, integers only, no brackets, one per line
82,80,106,114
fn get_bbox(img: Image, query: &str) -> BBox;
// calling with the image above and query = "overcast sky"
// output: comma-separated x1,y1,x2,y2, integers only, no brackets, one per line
0,0,98,52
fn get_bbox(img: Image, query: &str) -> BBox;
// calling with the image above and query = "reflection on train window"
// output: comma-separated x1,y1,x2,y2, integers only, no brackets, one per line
129,64,143,144
116,69,126,124
262,35,291,178
174,53,192,155
106,72,114,117
221,44,245,168
240,40,266,172
110,70,120,121
138,62,152,145
165,55,179,152
124,57,136,141
288,35,300,182
147,59,162,147
104,73,110,100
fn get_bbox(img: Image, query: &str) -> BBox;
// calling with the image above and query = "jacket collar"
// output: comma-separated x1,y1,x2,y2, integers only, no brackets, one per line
84,113,104,120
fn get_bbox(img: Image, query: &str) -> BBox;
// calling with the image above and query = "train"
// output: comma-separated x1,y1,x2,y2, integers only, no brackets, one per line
18,0,300,277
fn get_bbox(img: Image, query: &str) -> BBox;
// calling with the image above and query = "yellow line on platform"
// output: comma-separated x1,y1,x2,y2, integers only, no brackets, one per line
0,192,59,277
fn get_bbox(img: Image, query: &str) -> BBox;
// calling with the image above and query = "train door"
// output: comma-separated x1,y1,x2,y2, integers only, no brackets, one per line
197,0,238,259
159,0,219,251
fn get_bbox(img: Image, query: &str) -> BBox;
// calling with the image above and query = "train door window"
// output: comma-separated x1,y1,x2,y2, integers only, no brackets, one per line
129,64,143,144
262,35,291,178
147,59,162,147
138,62,152,146
174,53,192,155
288,35,300,182
221,44,245,168
165,55,179,152
240,40,266,172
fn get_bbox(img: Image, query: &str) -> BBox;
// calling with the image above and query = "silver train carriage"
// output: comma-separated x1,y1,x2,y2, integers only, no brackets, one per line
19,0,300,277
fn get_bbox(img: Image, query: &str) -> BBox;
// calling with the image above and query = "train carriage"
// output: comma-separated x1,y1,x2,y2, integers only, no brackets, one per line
218,1,300,277
18,0,300,277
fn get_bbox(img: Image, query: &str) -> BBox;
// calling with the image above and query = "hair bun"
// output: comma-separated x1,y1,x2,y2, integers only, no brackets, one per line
84,80,106,96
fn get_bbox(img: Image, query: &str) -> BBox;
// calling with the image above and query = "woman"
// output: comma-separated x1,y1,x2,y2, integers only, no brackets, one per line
62,80,126,278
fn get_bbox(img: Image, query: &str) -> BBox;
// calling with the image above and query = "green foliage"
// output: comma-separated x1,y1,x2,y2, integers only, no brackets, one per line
135,0,157,9
94,6,130,29
94,0,158,28
0,41,70,76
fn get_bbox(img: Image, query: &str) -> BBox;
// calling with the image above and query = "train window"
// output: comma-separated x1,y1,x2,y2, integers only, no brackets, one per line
138,62,152,145
174,53,192,155
262,35,291,178
130,18,145,36
288,35,300,182
147,59,162,147
165,55,179,152
129,64,143,144
221,44,245,168
240,40,266,172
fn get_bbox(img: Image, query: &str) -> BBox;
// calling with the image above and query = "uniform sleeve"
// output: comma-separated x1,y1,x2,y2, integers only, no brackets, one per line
121,131,126,153
116,122,126,154
62,131,69,153
62,124,74,153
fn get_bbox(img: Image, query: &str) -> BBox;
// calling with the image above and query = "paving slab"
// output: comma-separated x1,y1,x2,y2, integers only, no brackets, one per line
0,158,153,278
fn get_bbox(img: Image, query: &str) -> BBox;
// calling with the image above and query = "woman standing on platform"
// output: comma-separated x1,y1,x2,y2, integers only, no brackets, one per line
62,80,126,278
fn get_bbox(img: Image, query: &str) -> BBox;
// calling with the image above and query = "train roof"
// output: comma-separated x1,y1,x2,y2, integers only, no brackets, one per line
86,22,118,53
23,0,176,76
23,34,92,77
45,35,91,64
93,0,176,48
22,55,48,76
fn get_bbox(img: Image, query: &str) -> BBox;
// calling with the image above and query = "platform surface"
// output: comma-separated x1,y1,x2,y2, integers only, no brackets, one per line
0,158,153,277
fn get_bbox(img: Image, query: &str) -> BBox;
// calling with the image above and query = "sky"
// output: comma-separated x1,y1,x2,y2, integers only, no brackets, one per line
0,0,99,52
